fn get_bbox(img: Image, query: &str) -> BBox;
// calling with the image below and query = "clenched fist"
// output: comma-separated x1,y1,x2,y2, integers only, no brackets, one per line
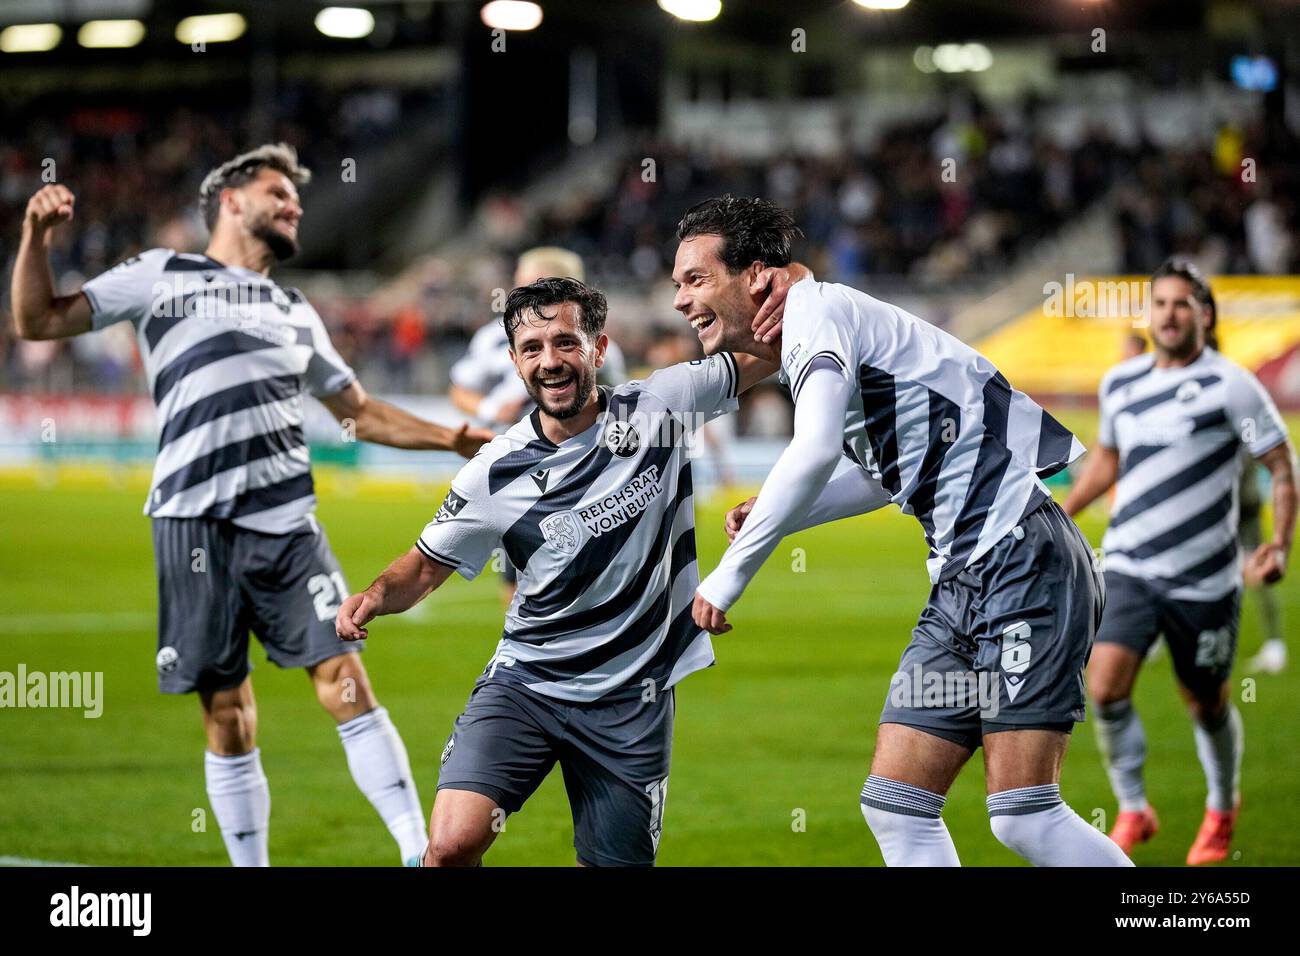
25,184,75,236
336,589,383,641
724,496,758,543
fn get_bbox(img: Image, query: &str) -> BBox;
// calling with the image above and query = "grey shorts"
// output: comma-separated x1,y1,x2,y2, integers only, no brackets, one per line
151,517,359,694
879,500,1103,750
437,676,674,867
1095,572,1240,697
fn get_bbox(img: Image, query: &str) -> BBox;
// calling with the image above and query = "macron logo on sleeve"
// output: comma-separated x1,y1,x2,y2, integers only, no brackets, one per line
434,489,469,523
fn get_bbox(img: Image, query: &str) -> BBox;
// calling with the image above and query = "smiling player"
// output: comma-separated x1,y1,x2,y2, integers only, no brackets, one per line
679,195,1131,867
12,144,492,866
1064,257,1296,864
336,274,798,866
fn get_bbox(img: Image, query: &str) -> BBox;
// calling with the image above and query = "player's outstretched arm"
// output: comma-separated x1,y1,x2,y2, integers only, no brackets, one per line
1062,444,1119,518
336,547,455,640
1244,441,1297,586
694,366,853,632
12,185,93,340
320,380,495,458
724,455,890,542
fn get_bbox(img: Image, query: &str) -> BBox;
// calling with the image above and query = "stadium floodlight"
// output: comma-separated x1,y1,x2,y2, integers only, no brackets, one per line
77,19,146,49
852,0,911,10
480,1,544,31
315,7,376,40
175,13,247,45
913,46,935,73
0,23,62,53
657,0,722,21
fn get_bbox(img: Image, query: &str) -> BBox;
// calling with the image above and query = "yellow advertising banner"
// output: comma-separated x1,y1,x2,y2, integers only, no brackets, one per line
976,275,1300,396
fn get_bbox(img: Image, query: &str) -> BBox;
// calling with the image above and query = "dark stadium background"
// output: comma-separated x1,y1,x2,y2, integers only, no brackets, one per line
1,0,1297,867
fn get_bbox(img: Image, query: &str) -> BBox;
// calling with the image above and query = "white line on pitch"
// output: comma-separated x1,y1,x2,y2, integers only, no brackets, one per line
0,856,86,867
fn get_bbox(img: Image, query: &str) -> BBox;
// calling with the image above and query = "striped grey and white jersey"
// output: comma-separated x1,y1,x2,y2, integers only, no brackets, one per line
779,279,1084,583
82,248,356,534
450,320,628,428
417,355,740,702
1098,348,1287,600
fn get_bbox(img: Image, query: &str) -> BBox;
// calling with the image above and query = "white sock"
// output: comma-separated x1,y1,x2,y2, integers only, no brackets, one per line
337,707,428,862
205,749,271,867
987,785,1133,867
1094,699,1148,812
1193,706,1243,812
860,775,961,866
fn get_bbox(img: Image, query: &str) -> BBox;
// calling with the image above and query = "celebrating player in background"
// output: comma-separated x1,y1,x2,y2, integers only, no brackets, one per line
1200,324,1290,677
682,196,1131,867
337,275,794,866
1064,258,1296,864
449,246,627,606
12,145,493,867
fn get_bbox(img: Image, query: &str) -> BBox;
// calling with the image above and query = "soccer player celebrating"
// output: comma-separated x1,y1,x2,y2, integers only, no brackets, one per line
449,246,628,430
684,196,1132,866
1064,258,1296,864
336,275,795,866
12,145,493,867
449,246,627,607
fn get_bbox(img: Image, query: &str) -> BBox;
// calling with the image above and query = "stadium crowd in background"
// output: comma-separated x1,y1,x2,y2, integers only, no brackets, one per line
3,91,1298,402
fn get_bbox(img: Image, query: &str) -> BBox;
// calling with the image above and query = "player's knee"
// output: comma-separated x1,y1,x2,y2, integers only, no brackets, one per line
988,811,1036,856
205,698,256,753
423,833,482,867
1088,669,1129,707
1187,696,1228,728
310,654,375,716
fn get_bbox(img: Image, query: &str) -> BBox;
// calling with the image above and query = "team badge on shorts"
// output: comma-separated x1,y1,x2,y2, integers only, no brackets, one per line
156,646,180,674
540,511,582,555
603,421,641,458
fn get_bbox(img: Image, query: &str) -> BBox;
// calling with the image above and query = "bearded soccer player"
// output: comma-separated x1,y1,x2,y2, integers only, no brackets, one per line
12,144,493,866
682,196,1131,866
336,274,797,866
1064,258,1296,864
449,246,628,607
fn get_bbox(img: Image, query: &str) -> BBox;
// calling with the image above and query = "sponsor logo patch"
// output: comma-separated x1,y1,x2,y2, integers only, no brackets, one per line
435,489,468,523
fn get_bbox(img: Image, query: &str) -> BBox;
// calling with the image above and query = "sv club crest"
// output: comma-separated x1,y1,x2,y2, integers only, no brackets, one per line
540,511,582,555
603,421,641,458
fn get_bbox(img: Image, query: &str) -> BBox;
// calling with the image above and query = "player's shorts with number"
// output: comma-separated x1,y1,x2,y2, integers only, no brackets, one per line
879,500,1103,748
151,517,359,694
437,674,673,867
1095,571,1239,696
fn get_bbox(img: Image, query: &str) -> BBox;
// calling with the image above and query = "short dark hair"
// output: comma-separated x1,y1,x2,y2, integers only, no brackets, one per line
1152,256,1215,317
676,195,802,273
198,142,311,232
503,277,607,346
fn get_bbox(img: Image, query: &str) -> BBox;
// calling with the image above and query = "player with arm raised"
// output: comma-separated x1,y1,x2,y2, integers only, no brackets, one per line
1063,258,1296,864
337,274,793,866
12,145,493,867
681,196,1132,867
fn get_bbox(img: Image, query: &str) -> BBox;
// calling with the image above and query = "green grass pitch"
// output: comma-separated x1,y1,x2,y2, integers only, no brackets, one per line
1,468,1296,866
